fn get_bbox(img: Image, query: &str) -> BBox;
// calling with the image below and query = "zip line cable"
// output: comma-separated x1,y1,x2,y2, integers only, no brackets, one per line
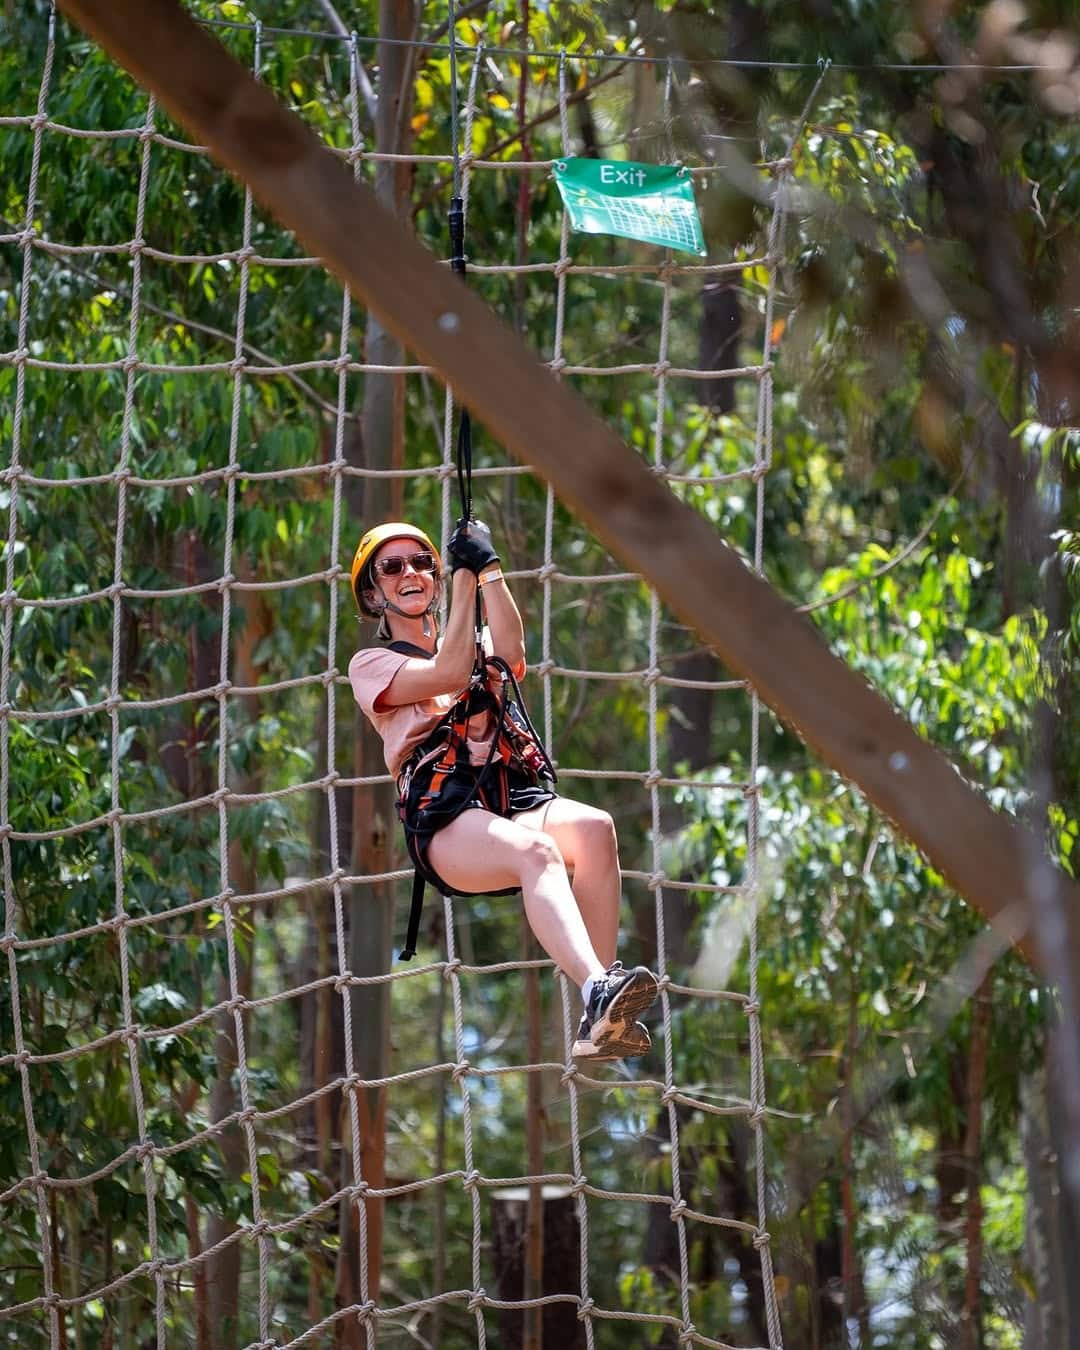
195,14,1054,74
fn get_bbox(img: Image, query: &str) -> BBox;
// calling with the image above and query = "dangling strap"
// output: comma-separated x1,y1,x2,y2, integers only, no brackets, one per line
400,868,425,962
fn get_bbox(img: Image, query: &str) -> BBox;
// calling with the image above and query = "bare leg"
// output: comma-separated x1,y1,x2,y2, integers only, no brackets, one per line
426,809,607,989
513,798,622,968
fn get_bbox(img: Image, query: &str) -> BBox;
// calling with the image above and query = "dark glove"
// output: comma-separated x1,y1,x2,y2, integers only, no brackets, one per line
447,517,500,575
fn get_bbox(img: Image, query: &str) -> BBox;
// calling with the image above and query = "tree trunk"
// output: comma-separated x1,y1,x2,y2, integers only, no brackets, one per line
334,2,414,1338
1023,1020,1080,1350
186,1192,211,1350
205,578,268,1348
959,974,992,1350
492,1188,582,1348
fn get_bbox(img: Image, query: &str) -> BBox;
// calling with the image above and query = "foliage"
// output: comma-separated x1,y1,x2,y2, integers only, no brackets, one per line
1,0,1076,1346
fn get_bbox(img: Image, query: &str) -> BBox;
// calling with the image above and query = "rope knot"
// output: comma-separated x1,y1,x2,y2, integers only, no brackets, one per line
452,1060,471,1084
534,658,555,677
236,244,256,263
0,930,18,952
320,665,339,686
466,1288,487,1314
442,957,462,980
217,573,236,593
742,999,761,1017
569,1174,587,1197
333,353,351,375
121,354,139,374
333,972,354,994
553,258,571,278
748,1106,767,1126
576,1297,595,1321
752,1229,771,1250
677,1323,698,1346
226,994,248,1015
31,112,49,132
669,1198,688,1220
642,667,661,687
107,581,125,600
17,227,36,246
135,1140,156,1163
643,770,662,789
660,1085,680,1107
238,1106,259,1127
128,237,146,255
537,562,558,582
548,356,567,373
228,357,247,377
213,680,232,698
652,359,672,378
462,1169,481,1191
646,871,665,891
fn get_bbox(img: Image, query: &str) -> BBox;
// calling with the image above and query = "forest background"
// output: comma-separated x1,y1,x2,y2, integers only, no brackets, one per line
2,0,1079,1347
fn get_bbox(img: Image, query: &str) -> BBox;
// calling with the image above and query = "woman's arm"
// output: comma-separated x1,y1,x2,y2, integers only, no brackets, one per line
479,567,526,674
377,571,479,707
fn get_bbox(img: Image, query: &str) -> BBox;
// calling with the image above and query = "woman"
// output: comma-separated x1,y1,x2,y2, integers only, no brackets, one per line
348,517,658,1061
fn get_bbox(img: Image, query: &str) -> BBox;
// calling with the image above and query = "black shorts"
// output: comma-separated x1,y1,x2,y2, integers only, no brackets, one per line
399,758,556,897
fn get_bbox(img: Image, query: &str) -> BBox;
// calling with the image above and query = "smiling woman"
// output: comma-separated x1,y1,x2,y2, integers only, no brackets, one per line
348,517,659,1062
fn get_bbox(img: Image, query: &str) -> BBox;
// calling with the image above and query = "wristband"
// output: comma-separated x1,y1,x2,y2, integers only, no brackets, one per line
478,567,504,587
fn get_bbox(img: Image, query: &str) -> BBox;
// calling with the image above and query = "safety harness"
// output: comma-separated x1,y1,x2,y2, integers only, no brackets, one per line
393,641,556,960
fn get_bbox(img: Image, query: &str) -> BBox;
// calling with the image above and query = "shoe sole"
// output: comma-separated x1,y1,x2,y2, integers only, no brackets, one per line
583,968,658,1057
572,1022,651,1061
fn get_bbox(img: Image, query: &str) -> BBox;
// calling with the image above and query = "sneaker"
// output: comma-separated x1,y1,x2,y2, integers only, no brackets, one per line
571,962,658,1060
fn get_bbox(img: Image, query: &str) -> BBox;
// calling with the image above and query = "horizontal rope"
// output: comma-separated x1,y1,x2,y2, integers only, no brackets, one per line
0,229,771,278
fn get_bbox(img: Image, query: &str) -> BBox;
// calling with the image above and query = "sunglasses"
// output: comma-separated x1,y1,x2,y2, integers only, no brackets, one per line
372,550,438,579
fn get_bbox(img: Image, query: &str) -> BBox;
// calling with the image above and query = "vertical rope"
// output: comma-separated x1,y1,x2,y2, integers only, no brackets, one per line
549,54,596,1345
337,32,374,1346
441,36,488,1347
444,894,487,1346
108,85,169,1348
210,21,270,1343
648,64,696,1340
1,14,59,1345
745,70,831,1350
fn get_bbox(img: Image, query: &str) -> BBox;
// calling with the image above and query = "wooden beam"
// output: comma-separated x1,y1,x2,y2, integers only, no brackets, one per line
57,0,1079,979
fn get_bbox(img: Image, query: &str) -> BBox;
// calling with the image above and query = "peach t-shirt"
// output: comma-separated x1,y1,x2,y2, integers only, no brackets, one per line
349,642,526,778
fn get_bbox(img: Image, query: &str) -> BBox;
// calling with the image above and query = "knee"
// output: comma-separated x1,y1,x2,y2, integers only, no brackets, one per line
582,810,619,863
519,829,565,874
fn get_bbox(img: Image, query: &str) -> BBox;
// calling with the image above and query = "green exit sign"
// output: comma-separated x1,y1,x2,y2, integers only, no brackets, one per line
553,157,706,257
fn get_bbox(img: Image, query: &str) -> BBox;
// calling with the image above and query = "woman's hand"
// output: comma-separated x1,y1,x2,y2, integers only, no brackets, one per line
448,517,500,575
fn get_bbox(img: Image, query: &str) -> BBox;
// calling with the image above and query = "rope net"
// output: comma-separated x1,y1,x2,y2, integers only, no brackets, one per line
1,12,822,1348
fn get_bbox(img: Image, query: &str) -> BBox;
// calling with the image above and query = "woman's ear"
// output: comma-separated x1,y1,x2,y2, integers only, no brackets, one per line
361,586,381,617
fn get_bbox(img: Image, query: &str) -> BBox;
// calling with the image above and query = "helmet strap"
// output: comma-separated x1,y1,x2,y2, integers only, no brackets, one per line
373,585,440,643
